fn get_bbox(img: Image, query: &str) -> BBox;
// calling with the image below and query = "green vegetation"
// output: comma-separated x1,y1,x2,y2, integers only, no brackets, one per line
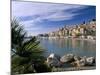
11,19,51,74
85,29,96,36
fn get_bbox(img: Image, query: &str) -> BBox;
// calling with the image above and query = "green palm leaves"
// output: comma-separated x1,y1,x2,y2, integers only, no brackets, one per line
11,19,46,74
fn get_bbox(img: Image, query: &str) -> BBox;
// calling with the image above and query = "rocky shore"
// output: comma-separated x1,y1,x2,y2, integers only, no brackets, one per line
46,53,96,71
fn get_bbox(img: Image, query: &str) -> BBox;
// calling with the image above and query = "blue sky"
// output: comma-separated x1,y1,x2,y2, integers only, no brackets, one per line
12,1,96,36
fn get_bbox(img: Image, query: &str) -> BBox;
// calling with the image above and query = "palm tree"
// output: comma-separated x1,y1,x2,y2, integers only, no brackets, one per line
11,19,27,56
11,19,51,74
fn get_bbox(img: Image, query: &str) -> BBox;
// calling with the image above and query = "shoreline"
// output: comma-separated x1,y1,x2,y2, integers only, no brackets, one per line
52,66,96,72
37,36,96,42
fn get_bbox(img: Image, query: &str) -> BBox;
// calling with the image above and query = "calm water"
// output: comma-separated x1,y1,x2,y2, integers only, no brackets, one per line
39,38,96,57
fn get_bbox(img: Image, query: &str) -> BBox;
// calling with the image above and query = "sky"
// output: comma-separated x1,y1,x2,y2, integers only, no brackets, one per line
12,1,96,36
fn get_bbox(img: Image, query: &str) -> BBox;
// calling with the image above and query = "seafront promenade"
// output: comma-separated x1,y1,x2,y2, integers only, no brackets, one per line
37,36,96,41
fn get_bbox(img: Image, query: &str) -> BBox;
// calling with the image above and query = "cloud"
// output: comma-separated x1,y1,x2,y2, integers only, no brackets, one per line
12,1,86,21
12,1,88,36
20,20,34,28
43,11,77,21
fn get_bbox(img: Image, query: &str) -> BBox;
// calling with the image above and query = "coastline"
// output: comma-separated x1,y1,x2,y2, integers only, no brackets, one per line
52,66,96,72
37,36,96,42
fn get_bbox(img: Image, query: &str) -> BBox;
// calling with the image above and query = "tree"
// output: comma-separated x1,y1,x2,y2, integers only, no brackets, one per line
11,19,51,74
85,28,96,36
92,19,96,21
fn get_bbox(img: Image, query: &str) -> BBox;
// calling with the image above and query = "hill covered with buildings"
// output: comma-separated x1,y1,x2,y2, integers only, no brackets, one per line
38,19,96,40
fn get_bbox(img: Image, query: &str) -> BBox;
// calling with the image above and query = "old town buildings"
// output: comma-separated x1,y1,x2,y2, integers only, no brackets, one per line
38,19,96,39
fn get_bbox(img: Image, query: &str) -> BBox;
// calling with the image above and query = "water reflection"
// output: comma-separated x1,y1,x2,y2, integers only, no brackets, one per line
39,38,96,57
